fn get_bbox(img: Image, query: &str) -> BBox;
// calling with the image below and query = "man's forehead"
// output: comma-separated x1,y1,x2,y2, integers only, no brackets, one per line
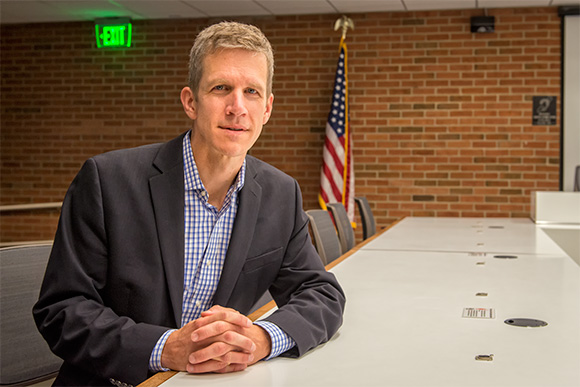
203,50,268,80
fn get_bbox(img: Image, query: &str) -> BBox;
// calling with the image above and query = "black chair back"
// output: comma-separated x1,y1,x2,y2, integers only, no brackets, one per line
0,244,62,385
326,203,355,254
306,210,342,265
355,197,377,240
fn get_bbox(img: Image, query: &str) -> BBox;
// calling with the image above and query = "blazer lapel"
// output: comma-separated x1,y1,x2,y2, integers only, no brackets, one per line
149,134,186,327
213,158,262,306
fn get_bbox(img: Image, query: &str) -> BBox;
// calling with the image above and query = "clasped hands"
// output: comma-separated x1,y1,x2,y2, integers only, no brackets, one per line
161,305,271,374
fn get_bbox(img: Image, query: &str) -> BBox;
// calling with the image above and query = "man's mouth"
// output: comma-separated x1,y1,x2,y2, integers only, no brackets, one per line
221,126,246,132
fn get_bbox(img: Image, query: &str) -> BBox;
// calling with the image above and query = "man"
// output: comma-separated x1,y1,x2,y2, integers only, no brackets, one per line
33,21,345,386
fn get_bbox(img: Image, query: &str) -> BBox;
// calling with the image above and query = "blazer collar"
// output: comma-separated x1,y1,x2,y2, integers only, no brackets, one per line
149,133,187,326
213,157,262,306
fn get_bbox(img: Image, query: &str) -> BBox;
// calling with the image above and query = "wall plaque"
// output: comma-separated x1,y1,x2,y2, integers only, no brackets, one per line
532,96,557,125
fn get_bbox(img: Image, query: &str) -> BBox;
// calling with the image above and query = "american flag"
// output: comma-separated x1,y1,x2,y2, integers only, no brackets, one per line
319,39,355,222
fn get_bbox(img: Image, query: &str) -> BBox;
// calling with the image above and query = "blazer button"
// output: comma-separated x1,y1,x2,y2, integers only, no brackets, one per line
109,378,133,387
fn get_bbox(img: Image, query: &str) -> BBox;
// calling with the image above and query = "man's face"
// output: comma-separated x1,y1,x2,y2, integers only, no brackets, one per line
184,48,273,162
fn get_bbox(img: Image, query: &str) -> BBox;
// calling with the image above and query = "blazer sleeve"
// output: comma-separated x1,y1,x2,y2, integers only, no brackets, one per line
33,158,169,386
262,180,346,357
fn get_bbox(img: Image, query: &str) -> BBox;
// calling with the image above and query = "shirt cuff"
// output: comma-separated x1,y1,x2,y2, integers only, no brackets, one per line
149,329,176,372
254,320,296,360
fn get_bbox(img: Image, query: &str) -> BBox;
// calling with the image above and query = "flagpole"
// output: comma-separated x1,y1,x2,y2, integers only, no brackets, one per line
334,16,354,207
341,41,349,207
318,16,355,217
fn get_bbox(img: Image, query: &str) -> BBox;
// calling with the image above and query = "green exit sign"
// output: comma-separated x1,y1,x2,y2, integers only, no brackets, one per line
95,18,132,48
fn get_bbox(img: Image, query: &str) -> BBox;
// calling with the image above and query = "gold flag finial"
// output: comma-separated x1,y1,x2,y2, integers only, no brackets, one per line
334,15,354,41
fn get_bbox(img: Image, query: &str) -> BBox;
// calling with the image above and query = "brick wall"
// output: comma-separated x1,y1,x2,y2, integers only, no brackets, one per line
0,7,562,244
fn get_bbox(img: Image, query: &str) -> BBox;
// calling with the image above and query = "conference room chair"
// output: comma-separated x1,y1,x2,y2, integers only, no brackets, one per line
0,243,62,386
306,209,342,265
354,196,377,240
325,202,356,255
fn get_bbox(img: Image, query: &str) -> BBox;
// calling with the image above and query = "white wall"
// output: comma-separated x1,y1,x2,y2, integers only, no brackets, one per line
563,14,580,191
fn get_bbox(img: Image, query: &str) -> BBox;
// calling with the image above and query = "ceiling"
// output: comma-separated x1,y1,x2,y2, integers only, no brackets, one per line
0,0,577,25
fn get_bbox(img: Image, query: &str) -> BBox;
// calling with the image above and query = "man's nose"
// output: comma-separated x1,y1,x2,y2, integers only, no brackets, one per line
225,90,247,116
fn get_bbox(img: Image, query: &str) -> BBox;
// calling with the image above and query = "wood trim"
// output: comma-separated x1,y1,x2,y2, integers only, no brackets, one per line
0,202,62,212
0,240,53,248
137,371,178,387
248,300,277,322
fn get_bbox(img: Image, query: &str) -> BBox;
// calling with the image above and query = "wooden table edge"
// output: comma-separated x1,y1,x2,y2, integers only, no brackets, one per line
137,371,178,387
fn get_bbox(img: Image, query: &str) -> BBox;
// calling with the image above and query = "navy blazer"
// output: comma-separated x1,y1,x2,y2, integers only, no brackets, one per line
33,133,345,386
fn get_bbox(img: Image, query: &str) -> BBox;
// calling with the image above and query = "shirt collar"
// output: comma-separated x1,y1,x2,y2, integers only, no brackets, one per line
183,130,246,194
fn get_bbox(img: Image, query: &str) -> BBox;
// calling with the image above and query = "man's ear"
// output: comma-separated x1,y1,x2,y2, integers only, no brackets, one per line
180,87,197,120
263,93,274,125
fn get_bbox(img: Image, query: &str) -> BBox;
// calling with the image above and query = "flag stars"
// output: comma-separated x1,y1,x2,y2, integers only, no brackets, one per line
326,48,348,133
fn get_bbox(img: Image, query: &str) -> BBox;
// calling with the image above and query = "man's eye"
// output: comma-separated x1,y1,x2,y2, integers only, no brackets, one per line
247,88,258,94
214,85,227,91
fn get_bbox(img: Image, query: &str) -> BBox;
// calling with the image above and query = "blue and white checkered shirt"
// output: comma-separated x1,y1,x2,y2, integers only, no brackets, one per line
149,132,295,371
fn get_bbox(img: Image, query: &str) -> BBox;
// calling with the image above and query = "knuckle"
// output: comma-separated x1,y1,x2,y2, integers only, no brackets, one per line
223,351,240,363
214,320,226,332
214,342,228,354
223,330,236,342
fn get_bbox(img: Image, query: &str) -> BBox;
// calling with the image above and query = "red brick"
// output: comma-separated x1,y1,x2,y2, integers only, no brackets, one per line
0,7,562,242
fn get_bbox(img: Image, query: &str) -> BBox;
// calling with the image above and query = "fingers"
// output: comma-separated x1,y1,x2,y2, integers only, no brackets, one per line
187,358,248,374
187,342,254,373
180,306,259,374
191,319,254,344
186,339,254,374
198,306,252,328
189,335,255,365
191,307,252,343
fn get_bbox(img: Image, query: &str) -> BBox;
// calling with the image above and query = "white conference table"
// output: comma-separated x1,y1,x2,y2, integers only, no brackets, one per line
360,217,573,256
152,217,580,387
